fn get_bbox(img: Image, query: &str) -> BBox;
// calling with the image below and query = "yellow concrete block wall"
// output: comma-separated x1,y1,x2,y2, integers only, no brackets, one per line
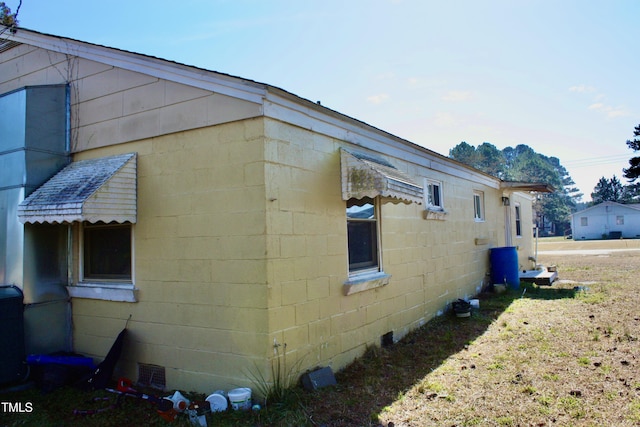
72,120,272,392
262,119,511,380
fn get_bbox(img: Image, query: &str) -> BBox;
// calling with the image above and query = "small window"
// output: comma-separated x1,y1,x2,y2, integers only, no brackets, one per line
82,223,132,281
515,204,522,237
580,217,588,227
425,179,443,210
347,197,380,273
473,191,484,221
616,215,624,225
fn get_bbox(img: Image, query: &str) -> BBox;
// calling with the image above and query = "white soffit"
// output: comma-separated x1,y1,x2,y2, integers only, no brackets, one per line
18,153,137,224
341,149,423,205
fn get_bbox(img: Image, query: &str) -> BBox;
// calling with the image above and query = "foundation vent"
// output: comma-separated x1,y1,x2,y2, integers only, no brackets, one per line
137,363,166,390
381,331,394,348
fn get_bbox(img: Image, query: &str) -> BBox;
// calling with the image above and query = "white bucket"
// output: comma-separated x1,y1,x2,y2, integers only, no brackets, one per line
228,387,252,411
205,393,228,412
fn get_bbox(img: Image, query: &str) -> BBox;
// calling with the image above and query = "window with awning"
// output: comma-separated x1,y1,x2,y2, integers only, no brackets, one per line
17,153,137,224
340,149,423,205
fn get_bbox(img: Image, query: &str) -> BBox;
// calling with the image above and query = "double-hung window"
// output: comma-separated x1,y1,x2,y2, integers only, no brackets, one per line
473,191,484,221
346,197,379,273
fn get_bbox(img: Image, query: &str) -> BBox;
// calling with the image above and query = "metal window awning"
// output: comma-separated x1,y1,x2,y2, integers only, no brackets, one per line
341,149,423,204
18,153,137,224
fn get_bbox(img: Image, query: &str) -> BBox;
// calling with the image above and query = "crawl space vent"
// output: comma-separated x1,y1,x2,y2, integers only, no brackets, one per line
137,363,166,389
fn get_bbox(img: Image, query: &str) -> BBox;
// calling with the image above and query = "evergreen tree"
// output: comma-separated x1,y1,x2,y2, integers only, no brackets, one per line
476,142,506,179
623,124,640,181
591,177,613,204
591,175,636,204
449,142,478,167
621,182,640,203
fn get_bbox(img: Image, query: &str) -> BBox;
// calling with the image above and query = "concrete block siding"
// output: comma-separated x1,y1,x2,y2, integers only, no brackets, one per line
0,32,539,393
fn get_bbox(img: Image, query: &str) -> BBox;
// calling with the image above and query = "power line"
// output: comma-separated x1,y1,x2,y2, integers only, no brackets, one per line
563,154,630,168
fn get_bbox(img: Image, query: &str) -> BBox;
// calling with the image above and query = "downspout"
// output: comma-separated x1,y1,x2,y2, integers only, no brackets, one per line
65,84,73,351
503,196,512,247
66,224,73,351
65,84,71,153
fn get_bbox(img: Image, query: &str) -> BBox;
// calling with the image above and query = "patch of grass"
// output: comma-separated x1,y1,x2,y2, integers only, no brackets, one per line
577,356,590,366
495,415,515,425
245,342,305,407
521,385,537,395
577,291,606,304
629,399,640,422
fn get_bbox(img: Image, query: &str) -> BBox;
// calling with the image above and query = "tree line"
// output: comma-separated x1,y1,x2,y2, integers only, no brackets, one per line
448,123,640,235
448,142,580,236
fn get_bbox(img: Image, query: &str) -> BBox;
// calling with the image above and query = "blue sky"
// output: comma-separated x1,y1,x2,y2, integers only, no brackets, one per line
10,0,640,200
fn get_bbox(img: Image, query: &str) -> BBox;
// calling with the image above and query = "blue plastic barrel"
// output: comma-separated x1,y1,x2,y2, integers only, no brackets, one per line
490,246,520,290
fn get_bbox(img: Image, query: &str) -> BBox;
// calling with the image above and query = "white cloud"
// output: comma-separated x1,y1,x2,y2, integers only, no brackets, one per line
588,102,629,119
569,84,596,93
366,93,389,105
574,87,628,119
442,90,473,102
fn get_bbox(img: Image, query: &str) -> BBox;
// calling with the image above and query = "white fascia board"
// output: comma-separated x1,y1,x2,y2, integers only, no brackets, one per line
6,29,267,104
264,89,499,189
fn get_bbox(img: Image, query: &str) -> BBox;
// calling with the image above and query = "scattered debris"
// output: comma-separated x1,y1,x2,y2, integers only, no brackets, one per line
452,299,472,318
79,316,130,391
519,265,558,286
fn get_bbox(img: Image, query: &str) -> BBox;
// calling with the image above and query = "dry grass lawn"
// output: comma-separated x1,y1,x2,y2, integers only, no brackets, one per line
303,238,640,426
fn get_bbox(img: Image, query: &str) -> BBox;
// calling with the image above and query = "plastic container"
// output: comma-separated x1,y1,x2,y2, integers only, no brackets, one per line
168,390,190,412
205,392,228,412
469,299,480,308
227,387,252,411
490,246,520,290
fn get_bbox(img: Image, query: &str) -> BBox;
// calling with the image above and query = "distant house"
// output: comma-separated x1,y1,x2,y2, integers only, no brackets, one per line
0,26,551,393
571,201,640,240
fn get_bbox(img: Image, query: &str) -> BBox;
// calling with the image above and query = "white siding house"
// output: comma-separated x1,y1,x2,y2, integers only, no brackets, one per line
571,201,640,240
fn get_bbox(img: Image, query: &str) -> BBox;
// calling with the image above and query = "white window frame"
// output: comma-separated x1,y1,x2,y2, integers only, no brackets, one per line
346,197,381,275
343,197,390,295
616,215,624,225
580,217,588,227
514,203,522,237
424,179,444,211
473,191,485,222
